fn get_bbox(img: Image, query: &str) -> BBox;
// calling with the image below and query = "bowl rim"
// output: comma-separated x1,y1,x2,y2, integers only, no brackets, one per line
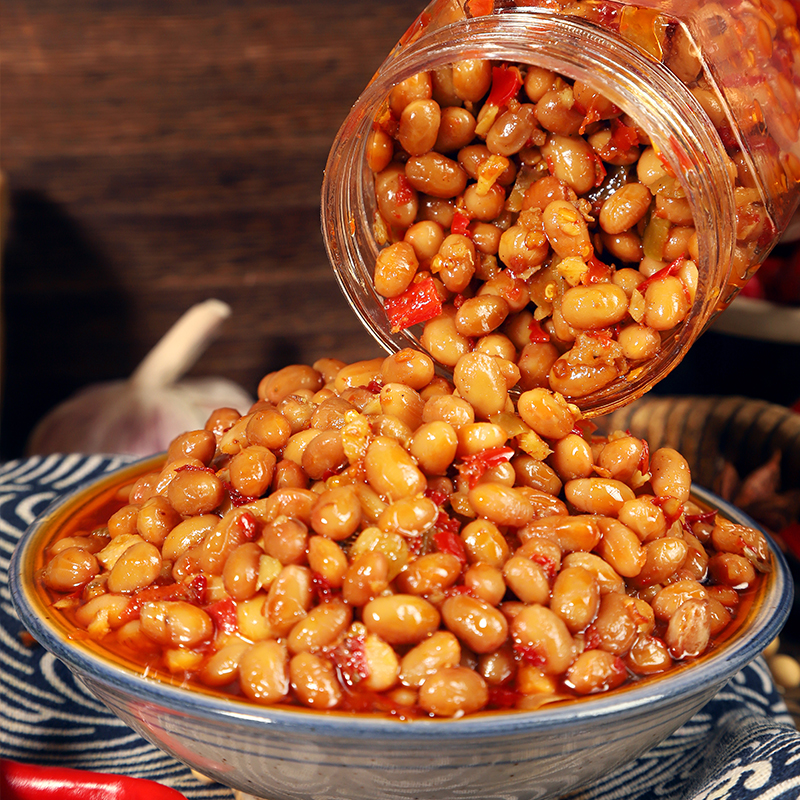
9,455,794,740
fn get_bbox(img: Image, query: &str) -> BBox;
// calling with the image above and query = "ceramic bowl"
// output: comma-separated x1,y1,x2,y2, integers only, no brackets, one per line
9,458,794,800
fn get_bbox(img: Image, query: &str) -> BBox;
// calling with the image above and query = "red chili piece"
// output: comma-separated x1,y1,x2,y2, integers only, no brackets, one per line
456,445,515,487
174,463,216,475
584,254,613,284
237,510,259,539
450,210,471,237
186,573,208,606
485,64,522,108
224,482,259,509
609,118,639,151
312,571,337,603
433,529,467,565
330,632,370,688
424,487,449,507
384,276,443,333
488,686,520,709
652,495,684,527
637,255,686,293
530,553,559,581
206,597,238,634
0,759,189,800
513,642,546,666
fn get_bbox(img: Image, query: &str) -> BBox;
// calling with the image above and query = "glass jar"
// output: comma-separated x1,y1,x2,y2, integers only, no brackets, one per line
321,0,800,417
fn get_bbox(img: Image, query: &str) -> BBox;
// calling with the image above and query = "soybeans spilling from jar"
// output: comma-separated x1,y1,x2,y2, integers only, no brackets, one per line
364,56,776,400
37,351,771,719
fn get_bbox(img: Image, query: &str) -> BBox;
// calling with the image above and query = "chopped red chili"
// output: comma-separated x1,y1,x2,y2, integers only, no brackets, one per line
609,117,640,151
451,210,471,237
637,255,686,293
384,276,443,332
528,317,551,343
206,597,238,634
330,632,370,688
584,254,613,284
514,642,546,666
485,64,522,107
433,529,468,565
456,445,515,487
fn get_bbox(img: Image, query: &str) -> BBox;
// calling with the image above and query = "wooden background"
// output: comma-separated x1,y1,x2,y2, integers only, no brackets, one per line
3,0,800,460
0,0,421,459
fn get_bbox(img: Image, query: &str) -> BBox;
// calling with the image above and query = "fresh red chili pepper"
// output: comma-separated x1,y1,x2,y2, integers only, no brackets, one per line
485,64,522,107
0,759,188,800
384,276,443,332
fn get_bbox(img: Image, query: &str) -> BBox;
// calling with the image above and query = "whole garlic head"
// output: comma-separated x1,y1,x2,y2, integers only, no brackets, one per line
26,300,255,457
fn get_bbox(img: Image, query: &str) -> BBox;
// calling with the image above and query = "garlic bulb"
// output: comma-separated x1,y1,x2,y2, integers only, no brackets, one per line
26,300,255,457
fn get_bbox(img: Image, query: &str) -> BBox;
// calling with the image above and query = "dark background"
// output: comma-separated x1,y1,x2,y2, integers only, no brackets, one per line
0,0,422,459
2,0,799,461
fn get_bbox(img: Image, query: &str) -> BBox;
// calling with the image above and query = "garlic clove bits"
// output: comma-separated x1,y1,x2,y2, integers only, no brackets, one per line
26,300,255,457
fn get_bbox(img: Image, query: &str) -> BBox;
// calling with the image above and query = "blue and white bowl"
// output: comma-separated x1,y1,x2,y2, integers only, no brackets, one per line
9,458,794,800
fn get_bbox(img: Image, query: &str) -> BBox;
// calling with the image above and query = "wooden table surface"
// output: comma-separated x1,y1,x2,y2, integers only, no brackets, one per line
0,0,422,458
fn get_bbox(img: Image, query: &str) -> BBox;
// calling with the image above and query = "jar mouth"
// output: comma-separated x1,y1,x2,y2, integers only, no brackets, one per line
322,11,736,417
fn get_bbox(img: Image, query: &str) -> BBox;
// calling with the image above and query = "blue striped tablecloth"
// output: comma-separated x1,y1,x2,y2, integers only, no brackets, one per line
2,454,799,800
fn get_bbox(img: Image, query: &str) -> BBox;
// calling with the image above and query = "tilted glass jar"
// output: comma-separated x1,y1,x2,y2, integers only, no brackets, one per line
321,0,800,416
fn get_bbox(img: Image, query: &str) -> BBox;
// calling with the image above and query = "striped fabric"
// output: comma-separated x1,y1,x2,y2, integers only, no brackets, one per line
1,455,799,800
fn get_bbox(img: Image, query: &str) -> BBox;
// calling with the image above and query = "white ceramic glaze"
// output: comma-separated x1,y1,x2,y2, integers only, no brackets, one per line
9,460,794,800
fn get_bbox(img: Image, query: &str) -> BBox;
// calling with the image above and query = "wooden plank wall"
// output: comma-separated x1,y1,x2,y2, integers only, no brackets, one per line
0,0,422,458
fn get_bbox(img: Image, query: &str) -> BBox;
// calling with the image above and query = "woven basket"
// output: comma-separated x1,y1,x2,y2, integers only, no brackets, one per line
600,395,800,496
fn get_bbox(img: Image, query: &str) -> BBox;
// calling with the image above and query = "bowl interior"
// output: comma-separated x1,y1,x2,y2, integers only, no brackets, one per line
9,455,794,741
